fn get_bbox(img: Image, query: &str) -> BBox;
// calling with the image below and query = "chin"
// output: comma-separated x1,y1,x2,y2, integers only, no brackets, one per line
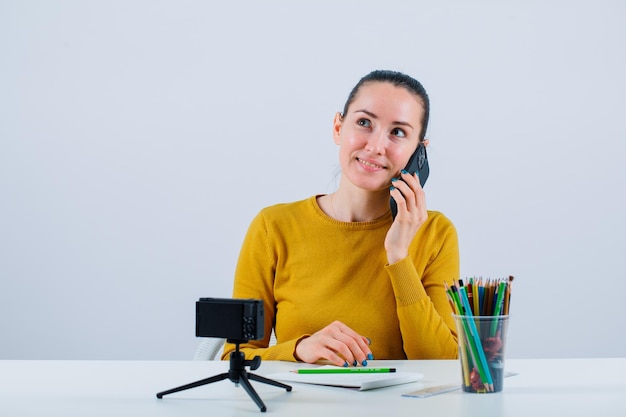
345,167,392,191
354,180,392,193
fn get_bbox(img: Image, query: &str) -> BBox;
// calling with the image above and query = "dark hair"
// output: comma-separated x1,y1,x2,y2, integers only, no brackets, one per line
342,70,430,142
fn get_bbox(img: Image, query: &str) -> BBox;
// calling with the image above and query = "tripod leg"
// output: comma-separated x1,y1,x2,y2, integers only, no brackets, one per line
248,373,293,391
237,373,267,412
156,372,229,398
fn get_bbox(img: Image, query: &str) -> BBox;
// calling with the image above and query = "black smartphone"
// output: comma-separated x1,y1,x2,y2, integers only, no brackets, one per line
390,143,429,219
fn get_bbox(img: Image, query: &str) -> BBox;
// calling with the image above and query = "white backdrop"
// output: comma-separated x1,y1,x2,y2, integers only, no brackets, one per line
1,0,624,360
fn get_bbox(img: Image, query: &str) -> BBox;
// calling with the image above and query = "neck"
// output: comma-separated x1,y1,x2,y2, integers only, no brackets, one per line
330,189,390,222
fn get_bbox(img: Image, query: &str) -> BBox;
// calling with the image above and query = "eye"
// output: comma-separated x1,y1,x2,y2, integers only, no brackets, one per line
391,127,406,138
357,118,371,128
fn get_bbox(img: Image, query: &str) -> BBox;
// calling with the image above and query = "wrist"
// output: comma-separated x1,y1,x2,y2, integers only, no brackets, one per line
293,335,311,362
387,252,408,265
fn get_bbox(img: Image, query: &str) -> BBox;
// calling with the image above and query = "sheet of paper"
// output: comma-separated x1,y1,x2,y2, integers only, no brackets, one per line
267,366,423,391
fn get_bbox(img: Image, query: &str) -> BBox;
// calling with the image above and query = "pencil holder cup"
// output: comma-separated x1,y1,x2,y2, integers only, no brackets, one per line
452,315,510,393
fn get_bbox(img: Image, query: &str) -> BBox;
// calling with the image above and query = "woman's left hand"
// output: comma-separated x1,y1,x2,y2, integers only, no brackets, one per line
386,171,428,264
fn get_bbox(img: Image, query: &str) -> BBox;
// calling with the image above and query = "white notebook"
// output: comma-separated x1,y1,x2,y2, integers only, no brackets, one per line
266,366,423,391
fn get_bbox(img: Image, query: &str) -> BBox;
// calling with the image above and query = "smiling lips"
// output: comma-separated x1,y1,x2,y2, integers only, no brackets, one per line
357,158,386,170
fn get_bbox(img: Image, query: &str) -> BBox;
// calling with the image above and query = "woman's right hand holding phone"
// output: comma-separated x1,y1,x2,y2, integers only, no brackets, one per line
386,170,428,264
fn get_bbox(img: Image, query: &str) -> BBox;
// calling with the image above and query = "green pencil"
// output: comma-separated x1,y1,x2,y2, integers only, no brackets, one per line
295,368,396,374
490,280,508,336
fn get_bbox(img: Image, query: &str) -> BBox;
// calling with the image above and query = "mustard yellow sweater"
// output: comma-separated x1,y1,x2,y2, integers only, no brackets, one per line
223,195,459,361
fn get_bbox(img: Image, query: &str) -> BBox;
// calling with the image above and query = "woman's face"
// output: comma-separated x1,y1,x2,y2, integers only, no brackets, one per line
334,81,425,193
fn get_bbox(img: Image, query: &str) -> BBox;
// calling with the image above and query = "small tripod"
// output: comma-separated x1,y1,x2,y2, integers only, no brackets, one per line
156,340,292,412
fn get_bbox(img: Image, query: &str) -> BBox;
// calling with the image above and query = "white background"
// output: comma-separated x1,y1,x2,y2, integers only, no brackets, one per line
1,0,624,360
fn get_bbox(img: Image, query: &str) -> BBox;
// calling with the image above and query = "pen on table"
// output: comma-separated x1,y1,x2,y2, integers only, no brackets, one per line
292,368,396,374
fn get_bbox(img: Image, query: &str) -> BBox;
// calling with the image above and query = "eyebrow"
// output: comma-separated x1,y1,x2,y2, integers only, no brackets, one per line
354,109,414,129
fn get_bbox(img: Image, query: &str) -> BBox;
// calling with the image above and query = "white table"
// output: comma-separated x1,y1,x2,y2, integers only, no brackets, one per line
1,358,624,416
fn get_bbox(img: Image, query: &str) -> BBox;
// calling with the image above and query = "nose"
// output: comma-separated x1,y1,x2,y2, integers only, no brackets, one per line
365,130,387,155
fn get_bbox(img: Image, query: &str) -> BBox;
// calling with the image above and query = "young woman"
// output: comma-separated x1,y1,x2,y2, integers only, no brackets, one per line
223,70,459,366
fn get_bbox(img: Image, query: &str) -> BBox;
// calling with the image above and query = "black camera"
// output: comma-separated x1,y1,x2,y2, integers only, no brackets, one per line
196,297,264,341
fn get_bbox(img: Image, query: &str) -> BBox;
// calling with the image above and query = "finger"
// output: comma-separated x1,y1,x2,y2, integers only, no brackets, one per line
330,333,372,366
340,329,372,363
328,322,371,365
400,169,421,189
392,176,416,201
324,337,357,366
295,335,350,366
409,173,427,215
390,185,407,216
313,339,352,367
314,334,361,367
398,171,423,204
396,172,426,213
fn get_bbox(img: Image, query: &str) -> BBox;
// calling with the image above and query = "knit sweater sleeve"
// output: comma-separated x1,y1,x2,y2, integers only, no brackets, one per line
385,212,460,359
221,209,303,362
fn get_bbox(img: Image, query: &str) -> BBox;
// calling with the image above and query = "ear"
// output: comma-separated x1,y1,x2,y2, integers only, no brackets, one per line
422,138,430,148
332,112,343,145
